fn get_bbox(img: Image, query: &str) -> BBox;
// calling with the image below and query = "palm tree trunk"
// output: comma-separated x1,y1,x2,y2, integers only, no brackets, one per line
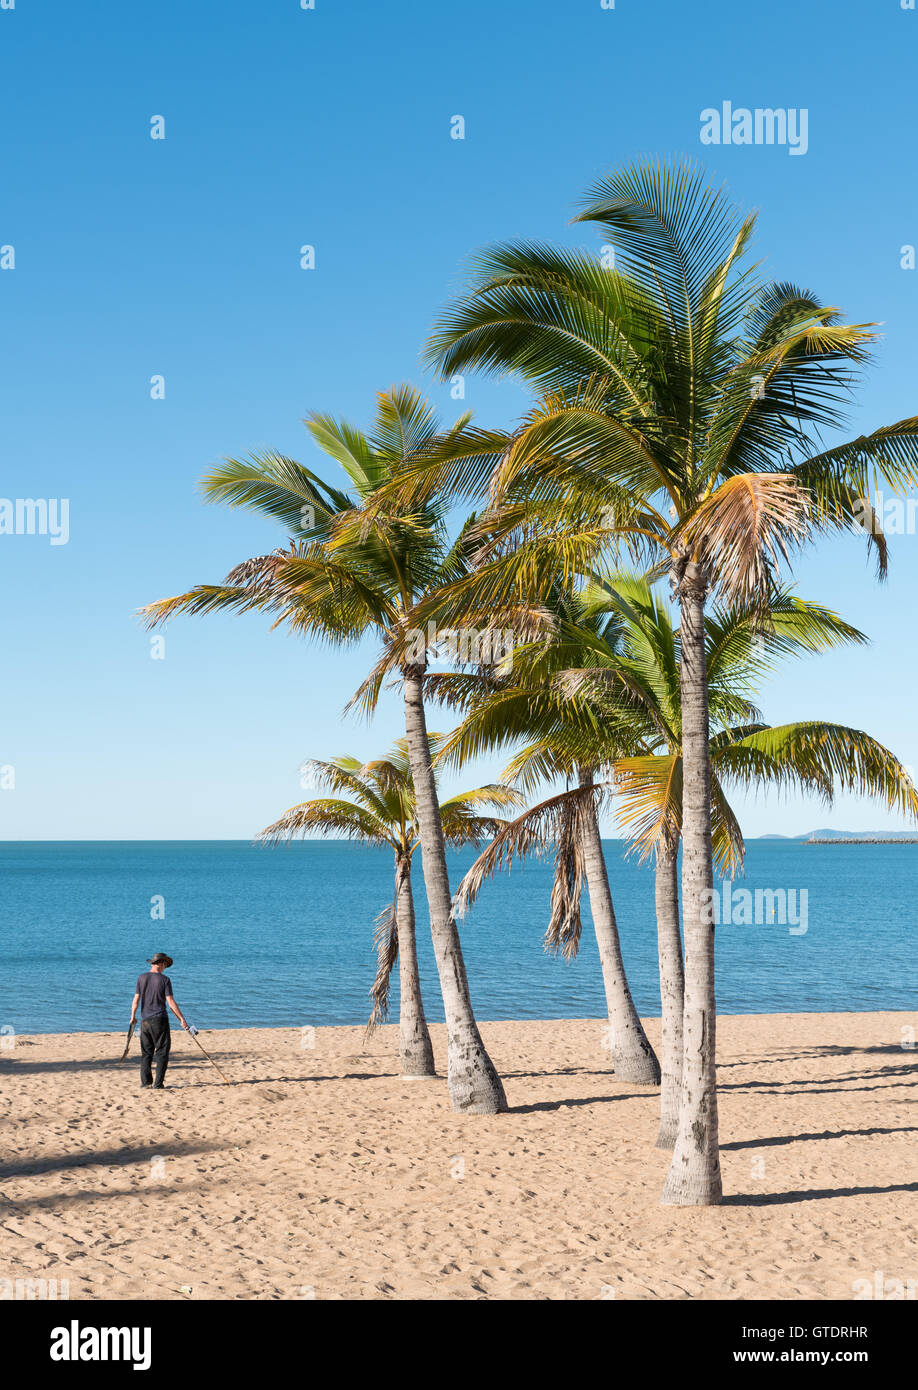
402,665,507,1113
654,841,684,1149
661,562,722,1204
579,771,660,1085
395,856,436,1078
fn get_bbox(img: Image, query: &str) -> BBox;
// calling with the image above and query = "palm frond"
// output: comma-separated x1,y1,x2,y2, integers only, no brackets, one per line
138,583,278,629
256,798,394,848
453,784,601,958
201,452,350,533
719,722,918,821
365,898,399,1034
795,418,918,577
675,473,811,606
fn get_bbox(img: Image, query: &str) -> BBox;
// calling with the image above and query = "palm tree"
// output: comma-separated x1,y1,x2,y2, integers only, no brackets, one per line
141,386,517,1113
425,592,662,1084
590,578,918,1147
257,740,520,1078
416,159,918,1202
442,575,918,1151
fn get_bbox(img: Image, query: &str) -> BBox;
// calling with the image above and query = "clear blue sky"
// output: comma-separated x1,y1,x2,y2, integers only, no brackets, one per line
1,0,916,839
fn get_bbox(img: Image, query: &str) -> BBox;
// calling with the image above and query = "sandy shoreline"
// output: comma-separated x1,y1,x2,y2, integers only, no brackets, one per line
2,1012,916,1300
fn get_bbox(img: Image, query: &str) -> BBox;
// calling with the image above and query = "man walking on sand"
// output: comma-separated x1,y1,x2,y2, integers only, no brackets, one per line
129,952,189,1090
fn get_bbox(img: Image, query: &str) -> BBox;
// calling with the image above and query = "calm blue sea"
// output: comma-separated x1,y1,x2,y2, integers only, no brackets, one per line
1,840,915,1034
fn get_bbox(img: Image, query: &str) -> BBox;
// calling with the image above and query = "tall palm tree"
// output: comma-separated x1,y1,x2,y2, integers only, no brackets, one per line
415,159,918,1201
442,575,918,1151
257,740,520,1078
141,386,516,1113
587,578,918,1146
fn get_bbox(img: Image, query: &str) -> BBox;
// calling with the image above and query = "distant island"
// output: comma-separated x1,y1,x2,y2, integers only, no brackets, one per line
760,829,918,843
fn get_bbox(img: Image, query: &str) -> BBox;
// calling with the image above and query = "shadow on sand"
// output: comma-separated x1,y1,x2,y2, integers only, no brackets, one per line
716,1043,915,1069
724,1181,918,1206
0,1139,229,1182
721,1124,918,1150
509,1091,656,1114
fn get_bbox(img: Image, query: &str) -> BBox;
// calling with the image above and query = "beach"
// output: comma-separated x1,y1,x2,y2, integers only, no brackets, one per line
1,1011,915,1301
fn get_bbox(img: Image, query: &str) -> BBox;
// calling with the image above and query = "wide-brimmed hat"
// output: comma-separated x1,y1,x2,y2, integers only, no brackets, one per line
147,952,174,967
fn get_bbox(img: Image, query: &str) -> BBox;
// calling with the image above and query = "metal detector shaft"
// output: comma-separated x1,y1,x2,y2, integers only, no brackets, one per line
119,1021,136,1061
187,1029,230,1083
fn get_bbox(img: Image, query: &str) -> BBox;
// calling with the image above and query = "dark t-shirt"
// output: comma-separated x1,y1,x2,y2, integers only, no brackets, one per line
136,971,173,1020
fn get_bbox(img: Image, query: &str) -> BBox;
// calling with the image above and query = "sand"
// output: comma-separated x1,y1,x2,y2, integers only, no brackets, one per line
1,1012,916,1301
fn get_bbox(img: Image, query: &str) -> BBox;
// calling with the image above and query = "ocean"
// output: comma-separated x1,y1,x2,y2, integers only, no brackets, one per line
1,840,915,1034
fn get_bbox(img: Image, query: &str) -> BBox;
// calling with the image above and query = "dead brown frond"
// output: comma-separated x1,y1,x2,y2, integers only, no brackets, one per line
365,898,399,1037
675,472,811,606
543,791,587,959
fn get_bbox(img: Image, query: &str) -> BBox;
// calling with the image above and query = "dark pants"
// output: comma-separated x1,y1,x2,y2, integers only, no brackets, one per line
140,1016,171,1088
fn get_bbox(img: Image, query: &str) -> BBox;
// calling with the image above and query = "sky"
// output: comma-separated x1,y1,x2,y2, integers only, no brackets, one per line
1,0,917,840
